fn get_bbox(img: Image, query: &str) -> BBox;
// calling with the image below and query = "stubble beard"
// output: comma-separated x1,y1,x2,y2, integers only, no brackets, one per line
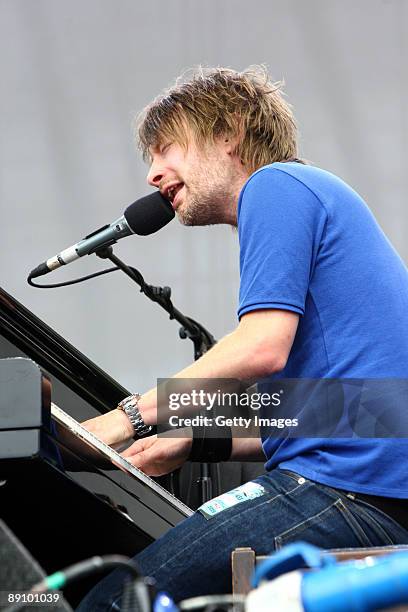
177,187,231,226
176,163,237,227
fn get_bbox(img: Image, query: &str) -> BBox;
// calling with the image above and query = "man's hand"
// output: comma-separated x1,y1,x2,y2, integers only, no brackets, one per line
121,432,192,477
82,409,134,446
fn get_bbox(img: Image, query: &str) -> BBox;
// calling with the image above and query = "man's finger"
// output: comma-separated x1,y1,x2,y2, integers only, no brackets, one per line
127,444,163,475
127,450,154,474
121,438,147,458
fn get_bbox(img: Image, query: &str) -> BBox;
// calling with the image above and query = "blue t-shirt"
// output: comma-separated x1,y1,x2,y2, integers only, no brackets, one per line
237,162,408,497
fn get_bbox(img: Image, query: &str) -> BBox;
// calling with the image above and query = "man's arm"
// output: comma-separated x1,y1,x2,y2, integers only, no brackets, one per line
82,309,299,449
119,434,265,477
230,437,265,461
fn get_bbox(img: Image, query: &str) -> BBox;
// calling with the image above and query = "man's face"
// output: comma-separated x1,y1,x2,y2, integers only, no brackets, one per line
146,132,247,226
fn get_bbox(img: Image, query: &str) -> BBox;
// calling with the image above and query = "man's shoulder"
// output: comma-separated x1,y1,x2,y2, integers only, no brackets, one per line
239,162,332,214
248,161,339,186
242,162,360,210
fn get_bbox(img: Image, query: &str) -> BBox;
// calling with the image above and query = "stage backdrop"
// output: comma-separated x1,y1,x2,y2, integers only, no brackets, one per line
1,0,407,392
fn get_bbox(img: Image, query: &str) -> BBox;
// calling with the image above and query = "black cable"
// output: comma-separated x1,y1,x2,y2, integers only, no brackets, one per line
1,555,140,612
54,554,140,584
28,261,178,327
26,263,176,315
27,266,120,288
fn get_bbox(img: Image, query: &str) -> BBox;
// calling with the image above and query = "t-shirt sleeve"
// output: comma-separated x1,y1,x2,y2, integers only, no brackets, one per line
237,167,327,319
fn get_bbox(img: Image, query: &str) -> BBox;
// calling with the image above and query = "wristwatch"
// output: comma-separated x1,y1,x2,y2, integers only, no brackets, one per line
117,393,152,437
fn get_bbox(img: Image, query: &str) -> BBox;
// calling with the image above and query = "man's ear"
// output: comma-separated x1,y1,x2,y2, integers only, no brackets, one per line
223,134,240,156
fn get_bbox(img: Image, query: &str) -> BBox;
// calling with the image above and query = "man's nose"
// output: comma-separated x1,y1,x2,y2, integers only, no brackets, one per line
146,160,164,188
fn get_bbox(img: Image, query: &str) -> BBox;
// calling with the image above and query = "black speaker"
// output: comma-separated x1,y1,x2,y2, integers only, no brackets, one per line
0,519,72,611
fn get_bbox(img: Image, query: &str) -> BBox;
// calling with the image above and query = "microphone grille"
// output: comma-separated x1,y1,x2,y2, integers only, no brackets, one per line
124,192,175,236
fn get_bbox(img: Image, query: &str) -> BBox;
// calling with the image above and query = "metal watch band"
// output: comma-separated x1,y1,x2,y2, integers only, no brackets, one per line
117,393,152,437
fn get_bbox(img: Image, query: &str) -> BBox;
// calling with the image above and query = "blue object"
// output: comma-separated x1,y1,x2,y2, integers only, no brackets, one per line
302,552,408,612
237,162,408,497
153,592,179,612
252,542,335,587
252,543,408,611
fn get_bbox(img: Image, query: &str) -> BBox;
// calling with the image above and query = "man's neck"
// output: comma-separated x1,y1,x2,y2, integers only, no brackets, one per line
225,173,249,226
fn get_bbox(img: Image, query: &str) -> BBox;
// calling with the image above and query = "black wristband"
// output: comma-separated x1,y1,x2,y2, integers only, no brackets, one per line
188,424,232,462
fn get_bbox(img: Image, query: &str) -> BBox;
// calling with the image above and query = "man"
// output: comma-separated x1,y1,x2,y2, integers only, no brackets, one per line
78,66,408,609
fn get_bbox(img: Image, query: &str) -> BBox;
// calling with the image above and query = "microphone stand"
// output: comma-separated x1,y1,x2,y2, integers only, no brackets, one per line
95,245,216,504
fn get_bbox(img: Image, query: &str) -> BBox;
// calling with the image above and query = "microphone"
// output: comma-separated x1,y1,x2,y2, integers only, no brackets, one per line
28,192,174,279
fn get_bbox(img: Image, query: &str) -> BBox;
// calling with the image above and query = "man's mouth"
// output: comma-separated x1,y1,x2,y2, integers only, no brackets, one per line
164,183,184,209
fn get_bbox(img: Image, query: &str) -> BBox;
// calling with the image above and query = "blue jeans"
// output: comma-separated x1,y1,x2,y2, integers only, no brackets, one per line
77,469,408,610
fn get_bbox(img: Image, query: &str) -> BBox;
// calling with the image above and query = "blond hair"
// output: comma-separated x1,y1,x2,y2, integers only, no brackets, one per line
136,65,299,174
